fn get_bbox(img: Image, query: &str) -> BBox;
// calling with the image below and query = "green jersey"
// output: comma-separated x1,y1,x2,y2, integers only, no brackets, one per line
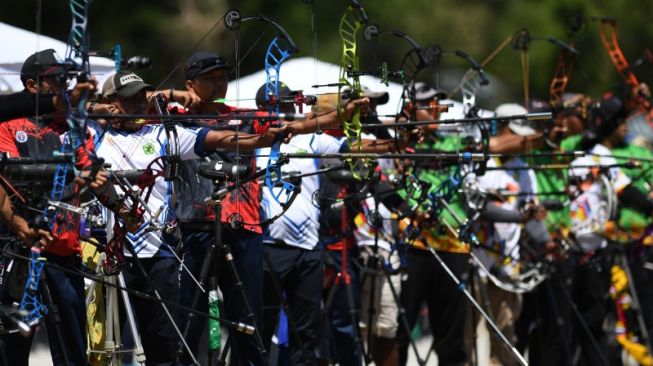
400,135,470,253
613,143,653,238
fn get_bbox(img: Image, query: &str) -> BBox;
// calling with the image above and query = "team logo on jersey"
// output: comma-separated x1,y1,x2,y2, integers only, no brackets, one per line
143,141,156,155
15,130,28,143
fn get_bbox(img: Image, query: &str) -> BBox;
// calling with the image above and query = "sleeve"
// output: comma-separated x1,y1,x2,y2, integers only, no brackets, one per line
73,129,96,170
610,166,631,193
314,133,347,154
594,146,631,192
0,123,19,156
256,147,272,169
173,126,204,160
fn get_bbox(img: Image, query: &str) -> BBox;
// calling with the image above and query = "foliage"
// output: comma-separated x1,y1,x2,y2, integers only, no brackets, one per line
3,0,652,107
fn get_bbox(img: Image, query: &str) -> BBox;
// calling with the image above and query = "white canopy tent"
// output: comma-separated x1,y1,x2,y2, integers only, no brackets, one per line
226,57,473,119
0,22,115,93
226,57,405,115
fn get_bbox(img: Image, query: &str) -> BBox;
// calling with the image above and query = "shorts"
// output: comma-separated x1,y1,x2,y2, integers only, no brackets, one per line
358,246,401,339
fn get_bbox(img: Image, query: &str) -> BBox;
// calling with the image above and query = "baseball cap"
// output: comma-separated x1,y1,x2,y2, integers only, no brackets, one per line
592,94,628,138
102,72,117,97
184,51,230,80
255,82,292,107
495,103,535,136
411,82,447,102
103,71,154,98
20,49,67,86
362,86,389,105
342,86,389,105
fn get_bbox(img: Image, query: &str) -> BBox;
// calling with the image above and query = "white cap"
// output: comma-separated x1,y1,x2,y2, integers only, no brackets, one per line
495,103,536,136
568,156,594,181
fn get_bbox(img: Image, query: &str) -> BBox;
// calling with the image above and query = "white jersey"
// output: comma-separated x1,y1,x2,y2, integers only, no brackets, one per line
96,124,204,258
502,157,538,205
257,133,346,250
569,143,631,252
475,158,522,275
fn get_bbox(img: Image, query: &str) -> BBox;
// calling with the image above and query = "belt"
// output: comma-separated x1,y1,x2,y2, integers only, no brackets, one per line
263,239,286,246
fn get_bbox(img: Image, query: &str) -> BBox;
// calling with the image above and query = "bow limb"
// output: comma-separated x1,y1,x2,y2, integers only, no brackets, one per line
337,1,369,179
549,46,578,108
263,31,299,206
47,0,93,224
19,246,48,325
595,18,653,120
597,19,640,91
362,23,430,122
224,8,300,213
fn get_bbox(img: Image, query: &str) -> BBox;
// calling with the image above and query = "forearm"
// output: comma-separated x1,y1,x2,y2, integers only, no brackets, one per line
285,110,342,135
0,187,30,234
204,130,279,152
89,176,123,213
488,133,543,154
357,139,401,153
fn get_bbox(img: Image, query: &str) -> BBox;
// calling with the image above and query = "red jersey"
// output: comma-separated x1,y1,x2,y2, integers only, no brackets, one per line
175,104,262,233
0,116,94,256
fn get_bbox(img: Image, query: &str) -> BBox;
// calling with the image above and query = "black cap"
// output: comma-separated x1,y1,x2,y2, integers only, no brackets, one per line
184,51,230,80
20,49,67,86
593,94,628,138
107,71,154,98
410,82,447,102
255,82,292,107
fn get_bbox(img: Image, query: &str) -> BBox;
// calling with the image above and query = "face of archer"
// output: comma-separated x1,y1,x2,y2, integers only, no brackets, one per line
107,89,148,131
113,89,148,115
553,112,584,139
25,74,67,95
611,122,628,143
187,68,228,103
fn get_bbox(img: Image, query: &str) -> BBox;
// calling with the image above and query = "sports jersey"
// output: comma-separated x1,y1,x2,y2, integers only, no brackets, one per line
532,143,572,234
502,157,538,205
613,143,653,240
564,139,631,251
257,133,346,250
474,157,522,275
175,104,262,233
0,116,95,256
400,135,471,253
95,124,207,257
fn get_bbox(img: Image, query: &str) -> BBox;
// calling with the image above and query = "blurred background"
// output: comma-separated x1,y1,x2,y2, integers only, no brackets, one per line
2,0,652,107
